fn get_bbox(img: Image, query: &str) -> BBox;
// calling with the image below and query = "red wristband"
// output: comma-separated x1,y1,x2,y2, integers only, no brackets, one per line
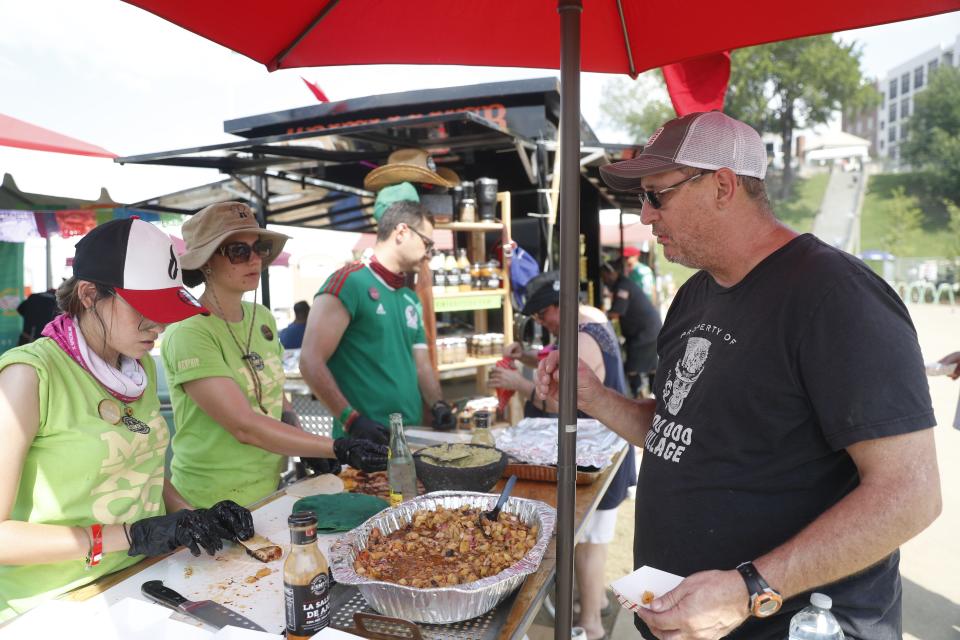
85,524,103,568
343,410,360,430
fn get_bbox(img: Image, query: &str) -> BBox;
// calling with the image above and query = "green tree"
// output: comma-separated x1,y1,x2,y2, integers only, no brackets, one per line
944,198,960,260
726,36,879,197
881,187,923,255
901,66,960,205
599,72,675,142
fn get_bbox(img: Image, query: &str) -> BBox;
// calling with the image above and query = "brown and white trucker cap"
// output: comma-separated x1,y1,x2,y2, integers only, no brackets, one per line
600,111,767,191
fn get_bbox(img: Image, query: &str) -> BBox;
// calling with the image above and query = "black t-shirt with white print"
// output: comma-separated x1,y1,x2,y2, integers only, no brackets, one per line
634,234,934,640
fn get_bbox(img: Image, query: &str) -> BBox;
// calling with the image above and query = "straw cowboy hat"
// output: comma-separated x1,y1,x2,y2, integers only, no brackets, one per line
180,201,290,270
364,148,453,192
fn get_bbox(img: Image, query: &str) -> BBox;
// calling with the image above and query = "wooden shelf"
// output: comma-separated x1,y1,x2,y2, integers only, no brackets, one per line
434,288,507,299
437,356,501,372
435,221,504,232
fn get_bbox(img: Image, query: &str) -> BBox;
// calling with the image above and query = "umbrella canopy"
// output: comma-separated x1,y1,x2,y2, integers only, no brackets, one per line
117,3,959,637
0,113,116,159
124,1,956,75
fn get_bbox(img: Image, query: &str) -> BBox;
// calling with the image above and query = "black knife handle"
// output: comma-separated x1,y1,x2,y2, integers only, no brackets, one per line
142,580,189,608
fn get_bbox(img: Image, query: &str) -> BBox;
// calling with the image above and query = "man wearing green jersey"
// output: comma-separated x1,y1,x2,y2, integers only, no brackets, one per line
300,200,453,444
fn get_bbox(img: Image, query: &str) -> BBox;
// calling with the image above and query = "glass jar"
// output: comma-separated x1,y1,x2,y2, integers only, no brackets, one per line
486,260,502,290
478,262,492,289
471,263,483,290
492,333,504,356
455,337,468,362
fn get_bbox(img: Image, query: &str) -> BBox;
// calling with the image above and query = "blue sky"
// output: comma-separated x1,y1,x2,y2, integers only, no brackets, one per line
1,2,957,203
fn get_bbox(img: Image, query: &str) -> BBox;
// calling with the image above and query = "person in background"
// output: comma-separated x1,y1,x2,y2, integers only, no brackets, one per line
16,288,58,345
300,199,455,444
936,350,960,429
600,259,662,397
162,202,386,510
539,110,941,639
624,244,656,303
279,300,310,349
0,218,253,622
490,272,636,640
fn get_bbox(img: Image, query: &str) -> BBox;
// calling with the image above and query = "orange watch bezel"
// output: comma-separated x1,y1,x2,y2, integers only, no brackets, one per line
751,590,783,617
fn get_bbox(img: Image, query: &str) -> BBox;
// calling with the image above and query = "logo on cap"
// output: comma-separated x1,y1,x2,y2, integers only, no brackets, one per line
168,246,179,281
230,203,249,219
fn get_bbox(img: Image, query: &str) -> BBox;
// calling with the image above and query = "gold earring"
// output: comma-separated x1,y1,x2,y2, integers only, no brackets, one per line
204,267,212,275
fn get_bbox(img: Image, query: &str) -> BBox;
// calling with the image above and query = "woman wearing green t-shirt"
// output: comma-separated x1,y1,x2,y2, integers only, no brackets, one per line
161,202,387,511
0,218,254,622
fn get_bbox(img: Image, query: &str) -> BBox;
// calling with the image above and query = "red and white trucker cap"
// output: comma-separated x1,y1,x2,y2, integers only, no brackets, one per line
600,111,767,191
72,217,209,323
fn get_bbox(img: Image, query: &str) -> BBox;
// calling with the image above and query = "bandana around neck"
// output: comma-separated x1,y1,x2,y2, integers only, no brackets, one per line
41,314,147,404
369,254,406,289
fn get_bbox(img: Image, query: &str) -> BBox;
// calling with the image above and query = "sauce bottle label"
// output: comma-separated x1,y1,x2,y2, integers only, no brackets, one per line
389,491,403,507
284,574,331,636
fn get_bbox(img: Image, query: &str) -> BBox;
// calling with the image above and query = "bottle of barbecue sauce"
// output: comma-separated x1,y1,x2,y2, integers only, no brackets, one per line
284,511,331,639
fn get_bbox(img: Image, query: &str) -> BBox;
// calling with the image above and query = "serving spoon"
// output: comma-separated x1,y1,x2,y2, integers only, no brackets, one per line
479,474,518,535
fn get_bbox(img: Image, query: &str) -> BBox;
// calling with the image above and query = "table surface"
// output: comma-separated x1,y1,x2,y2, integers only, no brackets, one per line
63,444,628,640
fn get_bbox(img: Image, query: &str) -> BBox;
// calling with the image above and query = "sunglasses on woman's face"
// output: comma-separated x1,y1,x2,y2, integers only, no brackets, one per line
217,240,273,264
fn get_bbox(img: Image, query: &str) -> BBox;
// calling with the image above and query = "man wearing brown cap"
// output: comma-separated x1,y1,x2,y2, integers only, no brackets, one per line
537,111,940,639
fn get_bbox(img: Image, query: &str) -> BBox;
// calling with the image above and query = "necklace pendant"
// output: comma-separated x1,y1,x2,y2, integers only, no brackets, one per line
98,399,122,425
121,414,151,435
244,351,265,371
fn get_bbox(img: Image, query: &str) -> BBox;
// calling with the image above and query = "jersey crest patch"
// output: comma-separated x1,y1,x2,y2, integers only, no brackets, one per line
405,305,419,329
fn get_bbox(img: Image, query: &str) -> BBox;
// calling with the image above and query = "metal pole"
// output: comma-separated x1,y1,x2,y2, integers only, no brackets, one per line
254,171,271,309
45,235,53,290
555,2,582,640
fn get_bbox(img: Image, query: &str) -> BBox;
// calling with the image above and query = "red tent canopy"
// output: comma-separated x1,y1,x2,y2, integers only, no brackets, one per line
0,113,116,159
124,1,956,74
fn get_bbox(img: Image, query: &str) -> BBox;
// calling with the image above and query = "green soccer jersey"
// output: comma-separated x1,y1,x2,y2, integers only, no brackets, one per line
0,338,167,622
319,263,426,438
161,301,285,509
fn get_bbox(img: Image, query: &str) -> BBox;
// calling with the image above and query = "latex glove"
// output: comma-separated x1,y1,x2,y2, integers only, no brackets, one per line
302,456,342,476
128,510,222,558
206,500,254,542
347,414,390,445
430,400,455,431
334,437,388,472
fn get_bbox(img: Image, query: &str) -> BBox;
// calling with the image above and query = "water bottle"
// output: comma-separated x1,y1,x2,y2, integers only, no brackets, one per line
387,413,418,506
788,593,845,640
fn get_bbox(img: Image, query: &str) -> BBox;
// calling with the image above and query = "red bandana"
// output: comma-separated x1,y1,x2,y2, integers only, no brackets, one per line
369,255,405,289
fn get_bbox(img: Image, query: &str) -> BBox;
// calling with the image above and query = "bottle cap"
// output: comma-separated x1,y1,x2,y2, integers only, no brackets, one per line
288,510,318,528
810,592,832,609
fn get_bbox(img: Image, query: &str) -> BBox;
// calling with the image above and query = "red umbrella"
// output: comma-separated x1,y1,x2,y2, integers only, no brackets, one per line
0,113,116,158
117,3,960,636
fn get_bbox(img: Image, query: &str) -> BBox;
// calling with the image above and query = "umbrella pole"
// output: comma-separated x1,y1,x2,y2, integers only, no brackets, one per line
556,2,582,640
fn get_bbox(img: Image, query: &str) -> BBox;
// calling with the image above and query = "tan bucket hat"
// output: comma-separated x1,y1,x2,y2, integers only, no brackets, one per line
363,148,453,192
180,201,290,270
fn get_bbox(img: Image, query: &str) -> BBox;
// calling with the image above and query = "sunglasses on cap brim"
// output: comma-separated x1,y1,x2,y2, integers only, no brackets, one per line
217,240,273,264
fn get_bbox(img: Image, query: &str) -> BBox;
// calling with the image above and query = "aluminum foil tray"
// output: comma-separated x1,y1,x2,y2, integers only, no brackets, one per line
329,491,556,624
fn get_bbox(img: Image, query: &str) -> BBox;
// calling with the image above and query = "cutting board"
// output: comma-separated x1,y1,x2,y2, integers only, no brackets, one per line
98,494,344,634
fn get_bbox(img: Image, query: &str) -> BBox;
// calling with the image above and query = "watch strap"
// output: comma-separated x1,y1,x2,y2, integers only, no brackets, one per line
736,561,770,596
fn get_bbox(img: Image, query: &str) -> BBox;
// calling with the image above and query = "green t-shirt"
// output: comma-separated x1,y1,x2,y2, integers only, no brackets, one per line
629,262,655,299
0,338,167,622
318,263,426,438
161,302,285,509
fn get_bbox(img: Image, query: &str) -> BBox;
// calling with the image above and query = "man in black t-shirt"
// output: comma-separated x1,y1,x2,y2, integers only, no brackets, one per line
601,260,662,396
16,289,58,345
536,111,940,640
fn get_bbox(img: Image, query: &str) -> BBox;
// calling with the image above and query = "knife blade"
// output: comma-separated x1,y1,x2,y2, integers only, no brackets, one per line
141,580,266,632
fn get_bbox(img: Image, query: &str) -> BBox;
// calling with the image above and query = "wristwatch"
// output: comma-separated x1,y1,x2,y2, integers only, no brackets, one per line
736,561,783,617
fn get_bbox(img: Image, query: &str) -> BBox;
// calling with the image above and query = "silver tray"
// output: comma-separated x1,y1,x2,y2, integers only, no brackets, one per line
329,491,556,624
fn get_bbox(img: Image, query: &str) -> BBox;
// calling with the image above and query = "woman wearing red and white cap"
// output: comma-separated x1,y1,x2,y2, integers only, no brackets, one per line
0,218,255,622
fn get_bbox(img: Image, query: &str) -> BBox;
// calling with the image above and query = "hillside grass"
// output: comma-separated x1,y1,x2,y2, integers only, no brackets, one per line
860,173,954,257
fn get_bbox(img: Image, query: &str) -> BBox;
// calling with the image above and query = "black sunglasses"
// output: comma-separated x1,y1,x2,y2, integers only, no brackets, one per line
406,224,435,254
217,240,273,264
637,171,711,209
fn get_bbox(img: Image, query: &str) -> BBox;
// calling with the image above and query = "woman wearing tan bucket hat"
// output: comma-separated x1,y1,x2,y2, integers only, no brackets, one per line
160,202,387,511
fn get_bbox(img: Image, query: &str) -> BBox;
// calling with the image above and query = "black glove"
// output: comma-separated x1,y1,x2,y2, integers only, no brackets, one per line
346,414,390,445
302,456,342,476
206,500,254,542
430,400,455,431
128,510,222,558
334,437,388,472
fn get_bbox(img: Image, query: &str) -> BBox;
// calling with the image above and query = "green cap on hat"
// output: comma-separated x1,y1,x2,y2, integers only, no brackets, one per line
374,182,420,222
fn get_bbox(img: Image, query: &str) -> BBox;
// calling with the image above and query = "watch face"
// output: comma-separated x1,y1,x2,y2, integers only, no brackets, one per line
755,593,783,617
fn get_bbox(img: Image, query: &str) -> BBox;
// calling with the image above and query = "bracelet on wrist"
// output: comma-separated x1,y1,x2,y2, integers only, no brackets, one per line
338,404,354,428
343,410,360,430
85,524,103,569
